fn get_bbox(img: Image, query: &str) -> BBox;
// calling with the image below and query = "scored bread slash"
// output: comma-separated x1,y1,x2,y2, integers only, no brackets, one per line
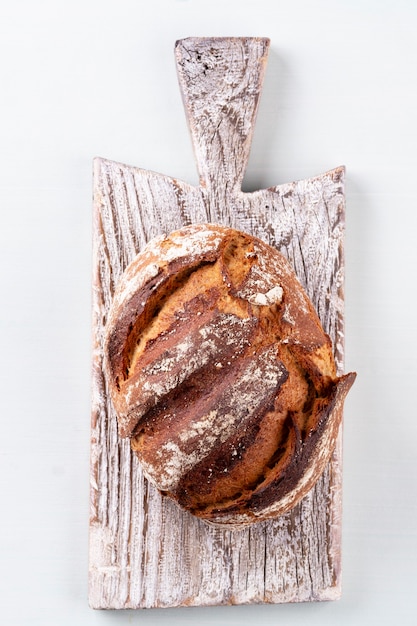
90,37,355,609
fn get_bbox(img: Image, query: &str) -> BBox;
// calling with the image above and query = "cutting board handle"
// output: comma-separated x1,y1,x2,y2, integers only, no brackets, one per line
175,37,270,197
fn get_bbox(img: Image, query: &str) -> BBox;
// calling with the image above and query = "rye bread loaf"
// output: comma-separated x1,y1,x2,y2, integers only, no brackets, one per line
104,223,355,527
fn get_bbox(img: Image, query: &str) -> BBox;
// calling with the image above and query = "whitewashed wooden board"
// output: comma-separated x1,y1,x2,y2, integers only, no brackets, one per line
89,37,348,609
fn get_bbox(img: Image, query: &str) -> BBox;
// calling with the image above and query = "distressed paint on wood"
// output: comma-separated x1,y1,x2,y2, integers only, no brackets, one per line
89,37,347,609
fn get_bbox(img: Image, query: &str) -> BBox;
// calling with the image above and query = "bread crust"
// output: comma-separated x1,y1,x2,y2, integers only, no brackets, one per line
104,223,355,527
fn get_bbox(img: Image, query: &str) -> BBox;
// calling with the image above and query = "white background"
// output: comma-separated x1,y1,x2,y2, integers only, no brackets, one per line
1,1,416,624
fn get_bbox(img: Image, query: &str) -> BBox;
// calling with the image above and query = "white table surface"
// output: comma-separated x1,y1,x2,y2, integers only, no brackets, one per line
1,1,416,624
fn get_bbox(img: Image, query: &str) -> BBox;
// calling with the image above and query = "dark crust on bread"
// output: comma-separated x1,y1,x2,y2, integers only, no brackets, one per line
104,224,356,527
189,372,355,523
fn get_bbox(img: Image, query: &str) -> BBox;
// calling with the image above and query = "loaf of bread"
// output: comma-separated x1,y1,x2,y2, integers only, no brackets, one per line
104,223,355,527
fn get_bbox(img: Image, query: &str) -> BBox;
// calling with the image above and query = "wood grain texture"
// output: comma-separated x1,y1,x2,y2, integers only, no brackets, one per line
89,37,347,609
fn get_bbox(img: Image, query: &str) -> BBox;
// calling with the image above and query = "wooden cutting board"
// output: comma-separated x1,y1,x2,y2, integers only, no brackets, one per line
89,37,348,609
